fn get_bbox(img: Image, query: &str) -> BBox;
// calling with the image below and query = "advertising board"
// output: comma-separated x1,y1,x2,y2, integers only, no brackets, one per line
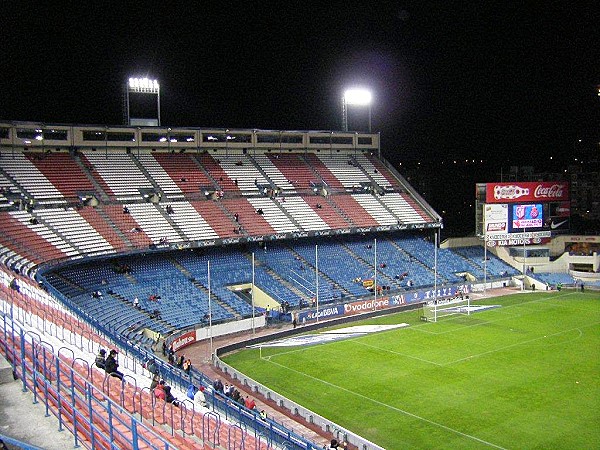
485,182,569,204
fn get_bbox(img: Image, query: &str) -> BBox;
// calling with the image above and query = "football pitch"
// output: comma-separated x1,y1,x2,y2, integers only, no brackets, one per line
223,291,600,449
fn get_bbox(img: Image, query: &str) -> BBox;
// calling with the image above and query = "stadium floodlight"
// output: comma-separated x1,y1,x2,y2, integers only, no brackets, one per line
342,88,372,132
344,88,372,105
125,76,161,126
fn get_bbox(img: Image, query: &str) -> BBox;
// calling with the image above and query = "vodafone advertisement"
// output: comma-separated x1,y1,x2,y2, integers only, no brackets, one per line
486,182,569,204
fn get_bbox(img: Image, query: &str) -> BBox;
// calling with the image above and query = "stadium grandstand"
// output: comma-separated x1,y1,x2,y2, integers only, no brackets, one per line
0,121,598,449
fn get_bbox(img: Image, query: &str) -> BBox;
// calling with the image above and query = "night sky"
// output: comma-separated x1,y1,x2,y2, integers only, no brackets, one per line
2,2,598,233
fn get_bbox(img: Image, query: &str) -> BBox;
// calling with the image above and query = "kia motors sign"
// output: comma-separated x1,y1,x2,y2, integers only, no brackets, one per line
485,182,569,204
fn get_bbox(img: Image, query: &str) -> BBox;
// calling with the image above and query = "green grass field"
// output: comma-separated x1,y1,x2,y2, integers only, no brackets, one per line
223,291,600,449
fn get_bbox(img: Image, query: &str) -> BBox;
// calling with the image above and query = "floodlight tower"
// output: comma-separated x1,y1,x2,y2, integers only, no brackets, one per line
342,88,372,132
124,77,161,126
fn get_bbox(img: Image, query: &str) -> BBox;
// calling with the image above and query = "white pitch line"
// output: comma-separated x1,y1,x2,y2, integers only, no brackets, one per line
263,358,508,450
410,292,577,336
446,321,598,365
353,340,444,366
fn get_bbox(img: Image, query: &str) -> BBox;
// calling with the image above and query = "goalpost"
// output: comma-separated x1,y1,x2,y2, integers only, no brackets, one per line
421,296,471,322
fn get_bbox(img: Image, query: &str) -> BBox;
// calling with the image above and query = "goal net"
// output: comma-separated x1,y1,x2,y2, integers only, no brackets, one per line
421,296,471,322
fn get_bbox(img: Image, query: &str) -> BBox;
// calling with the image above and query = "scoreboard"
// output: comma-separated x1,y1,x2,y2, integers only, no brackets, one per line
476,181,570,246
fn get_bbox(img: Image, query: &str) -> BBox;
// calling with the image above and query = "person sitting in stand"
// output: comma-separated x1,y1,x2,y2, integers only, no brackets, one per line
94,349,106,370
104,349,123,380
213,379,224,394
154,380,166,401
182,358,192,374
164,386,180,406
194,385,208,408
150,373,161,391
244,395,256,410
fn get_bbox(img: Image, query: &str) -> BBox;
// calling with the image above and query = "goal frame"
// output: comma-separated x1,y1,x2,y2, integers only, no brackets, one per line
421,296,471,322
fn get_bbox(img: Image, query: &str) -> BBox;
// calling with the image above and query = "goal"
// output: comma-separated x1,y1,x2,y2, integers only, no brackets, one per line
421,296,471,322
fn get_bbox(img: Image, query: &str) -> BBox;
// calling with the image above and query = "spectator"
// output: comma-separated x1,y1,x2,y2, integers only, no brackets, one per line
177,354,185,369
186,384,197,401
133,297,140,309
244,396,256,410
122,205,129,214
104,349,123,380
259,410,267,420
183,358,192,374
194,386,208,408
94,349,106,370
165,386,180,406
154,380,166,401
145,358,159,376
231,389,242,404
9,279,19,292
213,379,224,394
150,374,161,391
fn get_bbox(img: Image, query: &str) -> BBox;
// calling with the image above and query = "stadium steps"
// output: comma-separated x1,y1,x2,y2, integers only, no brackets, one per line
348,157,399,217
48,271,87,297
250,254,310,303
339,241,398,288
390,237,447,284
193,153,239,193
90,206,135,248
189,154,220,189
349,155,384,189
288,247,353,298
301,153,345,191
29,211,91,256
0,224,46,266
323,195,353,225
298,155,329,191
260,196,303,231
193,278,241,320
168,255,242,320
213,200,245,235
73,153,112,202
0,167,29,201
130,153,167,199
155,203,189,242
246,155,276,187
107,289,177,337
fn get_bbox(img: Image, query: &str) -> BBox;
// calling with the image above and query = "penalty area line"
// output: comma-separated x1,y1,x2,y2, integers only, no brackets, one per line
263,358,508,450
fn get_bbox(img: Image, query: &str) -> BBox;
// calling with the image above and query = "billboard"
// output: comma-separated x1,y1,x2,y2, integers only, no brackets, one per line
511,203,543,229
485,182,569,204
484,204,509,237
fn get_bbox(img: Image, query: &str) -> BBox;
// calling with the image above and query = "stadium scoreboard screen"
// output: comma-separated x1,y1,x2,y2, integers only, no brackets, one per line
475,181,570,246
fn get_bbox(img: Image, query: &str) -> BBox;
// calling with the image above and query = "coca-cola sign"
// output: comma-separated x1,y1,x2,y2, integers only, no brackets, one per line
486,182,569,204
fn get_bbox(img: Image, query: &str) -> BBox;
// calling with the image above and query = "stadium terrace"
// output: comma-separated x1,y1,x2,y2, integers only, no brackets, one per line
0,121,598,450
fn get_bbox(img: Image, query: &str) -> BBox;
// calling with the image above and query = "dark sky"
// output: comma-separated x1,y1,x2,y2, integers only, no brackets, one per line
2,2,598,172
